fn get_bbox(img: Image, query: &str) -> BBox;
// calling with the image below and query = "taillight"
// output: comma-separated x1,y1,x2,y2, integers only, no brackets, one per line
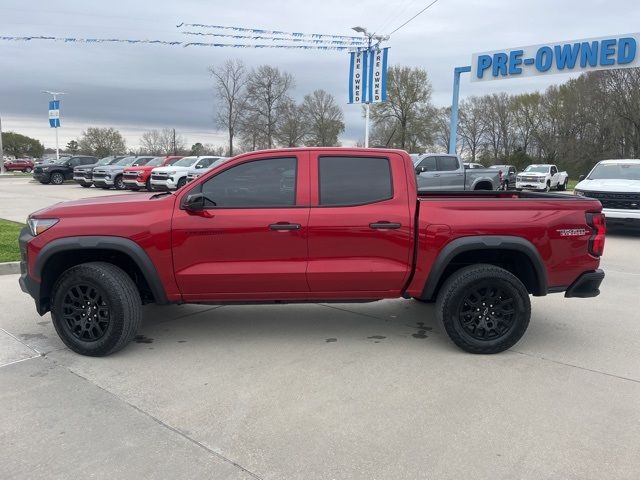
586,212,606,257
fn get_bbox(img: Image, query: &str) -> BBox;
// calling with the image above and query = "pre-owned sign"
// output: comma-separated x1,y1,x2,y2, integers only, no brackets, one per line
472,33,639,82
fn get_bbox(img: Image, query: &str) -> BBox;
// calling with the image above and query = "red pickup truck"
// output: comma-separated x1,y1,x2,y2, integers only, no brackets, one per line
19,148,605,357
122,155,183,190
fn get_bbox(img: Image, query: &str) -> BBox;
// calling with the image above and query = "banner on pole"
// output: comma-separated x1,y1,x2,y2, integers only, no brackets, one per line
348,47,389,104
48,100,60,128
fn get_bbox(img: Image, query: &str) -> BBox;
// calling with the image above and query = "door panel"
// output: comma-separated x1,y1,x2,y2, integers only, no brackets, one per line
415,156,440,190
171,153,311,299
307,153,413,294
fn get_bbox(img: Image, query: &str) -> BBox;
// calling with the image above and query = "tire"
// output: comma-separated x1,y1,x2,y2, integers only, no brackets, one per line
176,177,187,189
145,178,152,191
544,181,550,192
435,264,531,354
50,262,141,357
557,179,567,191
114,175,125,190
80,184,91,188
50,172,64,185
503,181,509,191
25,167,33,173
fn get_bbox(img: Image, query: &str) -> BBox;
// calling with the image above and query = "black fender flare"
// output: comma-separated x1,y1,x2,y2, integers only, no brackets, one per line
420,235,547,300
35,236,168,304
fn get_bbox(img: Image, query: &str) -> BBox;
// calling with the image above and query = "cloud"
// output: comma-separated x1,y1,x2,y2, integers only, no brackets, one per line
1,0,638,149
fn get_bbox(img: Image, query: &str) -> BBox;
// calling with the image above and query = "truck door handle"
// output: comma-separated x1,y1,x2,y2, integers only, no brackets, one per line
369,221,401,230
269,222,301,231
433,174,441,177
456,173,463,176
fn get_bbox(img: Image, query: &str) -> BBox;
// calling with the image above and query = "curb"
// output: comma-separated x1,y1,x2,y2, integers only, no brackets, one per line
0,262,20,275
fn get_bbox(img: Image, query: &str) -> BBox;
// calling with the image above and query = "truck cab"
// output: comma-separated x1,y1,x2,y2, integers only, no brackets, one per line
414,153,500,191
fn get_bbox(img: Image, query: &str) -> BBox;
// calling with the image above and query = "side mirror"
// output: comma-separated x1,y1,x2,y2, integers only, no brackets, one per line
579,175,585,181
415,166,426,174
183,193,206,212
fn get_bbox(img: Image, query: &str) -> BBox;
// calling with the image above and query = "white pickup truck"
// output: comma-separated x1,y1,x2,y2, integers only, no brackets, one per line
516,164,569,191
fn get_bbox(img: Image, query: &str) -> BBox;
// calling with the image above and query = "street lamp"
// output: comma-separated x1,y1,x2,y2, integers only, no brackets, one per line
41,90,66,161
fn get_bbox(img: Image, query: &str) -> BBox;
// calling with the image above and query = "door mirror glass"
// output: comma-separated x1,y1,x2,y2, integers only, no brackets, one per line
579,174,585,181
183,193,206,211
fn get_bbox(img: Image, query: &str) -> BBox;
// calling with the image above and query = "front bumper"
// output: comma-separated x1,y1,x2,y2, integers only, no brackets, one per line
602,208,640,223
123,179,146,188
18,227,46,315
93,177,115,187
516,181,546,190
564,269,605,298
73,175,93,186
33,172,51,182
150,178,178,190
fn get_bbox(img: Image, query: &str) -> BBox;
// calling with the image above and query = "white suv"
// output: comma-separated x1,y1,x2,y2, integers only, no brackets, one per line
150,156,219,190
575,159,640,225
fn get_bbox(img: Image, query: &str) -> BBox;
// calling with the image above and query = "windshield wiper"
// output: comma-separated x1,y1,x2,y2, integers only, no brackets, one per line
150,191,173,199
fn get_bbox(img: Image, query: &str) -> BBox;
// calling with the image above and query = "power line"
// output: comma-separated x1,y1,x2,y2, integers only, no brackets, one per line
388,0,440,35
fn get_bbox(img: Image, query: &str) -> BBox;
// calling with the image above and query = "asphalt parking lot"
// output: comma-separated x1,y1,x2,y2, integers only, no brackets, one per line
1,177,639,479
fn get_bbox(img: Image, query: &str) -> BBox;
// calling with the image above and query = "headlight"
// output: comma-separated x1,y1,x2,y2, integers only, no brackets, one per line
105,174,111,179
166,170,177,175
575,190,585,196
27,218,58,236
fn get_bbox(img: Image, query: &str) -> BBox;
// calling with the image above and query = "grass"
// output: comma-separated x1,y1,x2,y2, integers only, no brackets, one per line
0,219,24,263
567,179,579,191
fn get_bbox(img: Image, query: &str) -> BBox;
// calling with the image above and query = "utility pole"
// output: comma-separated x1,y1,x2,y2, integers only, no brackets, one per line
352,27,389,148
41,90,66,160
172,128,177,155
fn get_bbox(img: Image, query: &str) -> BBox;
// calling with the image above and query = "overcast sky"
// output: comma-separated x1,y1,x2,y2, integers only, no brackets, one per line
1,0,639,150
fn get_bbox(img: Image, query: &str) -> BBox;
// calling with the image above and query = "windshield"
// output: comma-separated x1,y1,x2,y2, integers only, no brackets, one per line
114,156,137,166
145,157,165,167
96,157,113,166
524,165,550,173
490,165,508,170
132,157,154,166
172,156,200,167
588,163,640,180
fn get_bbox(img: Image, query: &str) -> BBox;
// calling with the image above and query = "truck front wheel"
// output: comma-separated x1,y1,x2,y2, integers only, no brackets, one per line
50,262,141,356
435,264,530,354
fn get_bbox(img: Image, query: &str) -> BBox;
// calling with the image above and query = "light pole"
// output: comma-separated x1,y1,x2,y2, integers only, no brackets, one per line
41,90,66,160
352,27,389,148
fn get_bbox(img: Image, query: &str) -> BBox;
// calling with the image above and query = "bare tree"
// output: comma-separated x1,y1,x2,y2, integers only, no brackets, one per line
301,90,344,146
458,96,486,161
209,59,247,156
139,129,185,155
243,65,294,149
369,66,435,151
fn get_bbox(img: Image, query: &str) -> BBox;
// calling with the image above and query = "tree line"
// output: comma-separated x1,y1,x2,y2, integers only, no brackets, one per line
210,59,345,155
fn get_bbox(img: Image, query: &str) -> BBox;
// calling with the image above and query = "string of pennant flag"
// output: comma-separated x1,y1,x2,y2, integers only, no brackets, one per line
181,31,367,46
0,35,358,50
176,22,367,42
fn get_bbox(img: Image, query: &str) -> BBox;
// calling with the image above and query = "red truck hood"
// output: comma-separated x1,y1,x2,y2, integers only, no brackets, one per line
30,193,174,218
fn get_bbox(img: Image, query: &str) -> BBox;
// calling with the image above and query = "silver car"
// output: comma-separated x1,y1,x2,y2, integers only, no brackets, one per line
186,157,229,183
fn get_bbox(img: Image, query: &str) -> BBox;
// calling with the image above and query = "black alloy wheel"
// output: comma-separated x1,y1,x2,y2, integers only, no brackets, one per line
61,283,111,341
457,284,516,341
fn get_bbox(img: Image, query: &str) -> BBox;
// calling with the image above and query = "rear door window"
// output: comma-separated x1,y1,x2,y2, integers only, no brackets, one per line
437,156,459,171
318,156,392,206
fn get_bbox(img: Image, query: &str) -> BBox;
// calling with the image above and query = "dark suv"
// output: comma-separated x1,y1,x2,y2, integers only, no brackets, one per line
33,156,98,185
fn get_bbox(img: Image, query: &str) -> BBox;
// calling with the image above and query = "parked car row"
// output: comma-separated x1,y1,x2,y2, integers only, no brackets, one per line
69,155,229,191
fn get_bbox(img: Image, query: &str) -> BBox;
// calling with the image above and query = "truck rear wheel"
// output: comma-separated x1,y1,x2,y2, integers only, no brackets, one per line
435,264,530,354
50,262,141,356
557,179,568,191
